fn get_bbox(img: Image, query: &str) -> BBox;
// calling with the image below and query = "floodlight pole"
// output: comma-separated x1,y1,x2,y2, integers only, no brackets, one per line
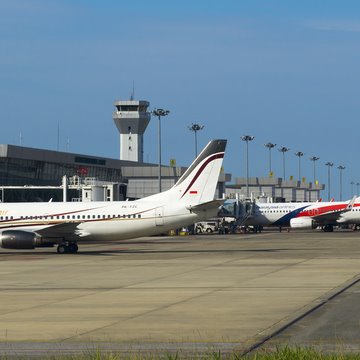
325,162,333,201
188,123,204,157
310,156,320,184
278,147,290,180
295,151,304,181
152,108,170,193
241,135,255,197
264,142,276,176
337,165,345,201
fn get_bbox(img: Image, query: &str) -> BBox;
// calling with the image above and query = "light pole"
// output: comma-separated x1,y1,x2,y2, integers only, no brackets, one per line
351,181,355,196
357,182,360,195
241,135,255,197
325,162,333,201
310,156,320,184
295,151,304,181
152,108,170,193
188,123,204,158
337,165,345,201
264,142,276,176
278,146,290,180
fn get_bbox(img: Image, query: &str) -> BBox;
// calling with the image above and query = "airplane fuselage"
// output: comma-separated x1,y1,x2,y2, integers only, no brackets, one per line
0,199,217,242
238,199,360,230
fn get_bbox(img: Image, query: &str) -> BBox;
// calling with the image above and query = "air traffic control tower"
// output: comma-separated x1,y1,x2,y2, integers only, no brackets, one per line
113,100,150,162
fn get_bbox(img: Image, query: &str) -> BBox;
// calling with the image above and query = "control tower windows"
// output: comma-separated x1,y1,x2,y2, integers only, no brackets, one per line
117,105,139,112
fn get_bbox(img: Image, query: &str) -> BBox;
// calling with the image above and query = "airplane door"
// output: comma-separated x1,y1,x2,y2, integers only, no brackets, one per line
155,207,164,226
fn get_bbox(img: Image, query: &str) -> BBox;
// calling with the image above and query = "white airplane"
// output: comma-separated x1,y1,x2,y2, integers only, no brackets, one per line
0,139,227,253
223,196,359,232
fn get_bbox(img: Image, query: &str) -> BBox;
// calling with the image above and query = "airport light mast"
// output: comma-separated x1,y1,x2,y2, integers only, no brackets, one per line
295,151,304,182
351,181,355,196
241,135,255,197
152,108,170,193
264,142,276,176
188,123,204,157
278,146,290,180
325,162,334,201
310,156,320,184
337,165,346,201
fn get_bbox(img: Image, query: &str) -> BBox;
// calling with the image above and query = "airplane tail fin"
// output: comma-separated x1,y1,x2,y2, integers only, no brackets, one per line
169,139,227,205
346,195,357,211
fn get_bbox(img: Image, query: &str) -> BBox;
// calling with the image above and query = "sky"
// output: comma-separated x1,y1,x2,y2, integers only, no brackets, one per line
1,0,360,200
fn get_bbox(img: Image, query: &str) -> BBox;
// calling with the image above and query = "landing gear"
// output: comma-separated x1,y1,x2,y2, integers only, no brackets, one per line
57,242,78,254
323,224,334,232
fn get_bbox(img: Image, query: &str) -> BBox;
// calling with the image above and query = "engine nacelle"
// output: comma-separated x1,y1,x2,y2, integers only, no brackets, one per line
0,230,37,249
290,217,317,229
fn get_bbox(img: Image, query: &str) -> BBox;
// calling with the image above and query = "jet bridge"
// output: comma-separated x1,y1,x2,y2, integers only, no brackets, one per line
219,198,256,232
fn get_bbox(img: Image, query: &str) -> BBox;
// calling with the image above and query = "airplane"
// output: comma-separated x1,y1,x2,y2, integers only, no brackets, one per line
222,196,359,232
0,139,227,253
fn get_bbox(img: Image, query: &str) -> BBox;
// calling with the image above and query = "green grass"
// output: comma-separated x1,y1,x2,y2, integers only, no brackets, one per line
3,346,360,360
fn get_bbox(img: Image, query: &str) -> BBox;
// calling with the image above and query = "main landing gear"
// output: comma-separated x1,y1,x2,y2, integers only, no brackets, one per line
322,224,334,232
57,242,79,254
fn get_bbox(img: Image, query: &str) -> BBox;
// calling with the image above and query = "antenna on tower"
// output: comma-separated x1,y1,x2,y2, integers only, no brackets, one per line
130,81,135,100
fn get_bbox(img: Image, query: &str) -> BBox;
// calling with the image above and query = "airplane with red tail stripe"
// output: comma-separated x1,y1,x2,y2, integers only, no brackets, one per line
224,196,359,232
0,139,227,253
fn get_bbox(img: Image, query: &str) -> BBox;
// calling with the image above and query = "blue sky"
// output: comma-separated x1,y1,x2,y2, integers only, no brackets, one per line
1,0,360,199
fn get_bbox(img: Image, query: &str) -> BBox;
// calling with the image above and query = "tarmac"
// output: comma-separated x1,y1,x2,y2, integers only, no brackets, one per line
1,229,360,356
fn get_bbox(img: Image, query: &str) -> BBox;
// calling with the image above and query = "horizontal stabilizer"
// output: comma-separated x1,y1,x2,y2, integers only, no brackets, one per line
186,199,225,212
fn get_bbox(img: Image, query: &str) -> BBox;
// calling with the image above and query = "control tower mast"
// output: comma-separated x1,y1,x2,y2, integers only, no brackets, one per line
113,100,150,162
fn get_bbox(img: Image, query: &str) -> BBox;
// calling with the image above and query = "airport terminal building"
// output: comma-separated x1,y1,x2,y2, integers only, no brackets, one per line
0,98,323,203
0,143,231,202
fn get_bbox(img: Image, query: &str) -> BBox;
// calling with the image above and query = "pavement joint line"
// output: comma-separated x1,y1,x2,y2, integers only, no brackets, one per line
237,273,360,356
58,248,273,341
60,285,228,342
0,250,245,318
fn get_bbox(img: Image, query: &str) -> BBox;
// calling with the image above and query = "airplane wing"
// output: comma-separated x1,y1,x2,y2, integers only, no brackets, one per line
35,222,84,240
311,196,357,224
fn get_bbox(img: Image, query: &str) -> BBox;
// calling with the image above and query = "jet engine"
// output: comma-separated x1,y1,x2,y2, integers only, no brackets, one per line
290,217,317,229
0,230,54,249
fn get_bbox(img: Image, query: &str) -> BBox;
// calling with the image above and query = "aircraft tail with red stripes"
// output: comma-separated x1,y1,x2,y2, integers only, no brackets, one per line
170,139,226,205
